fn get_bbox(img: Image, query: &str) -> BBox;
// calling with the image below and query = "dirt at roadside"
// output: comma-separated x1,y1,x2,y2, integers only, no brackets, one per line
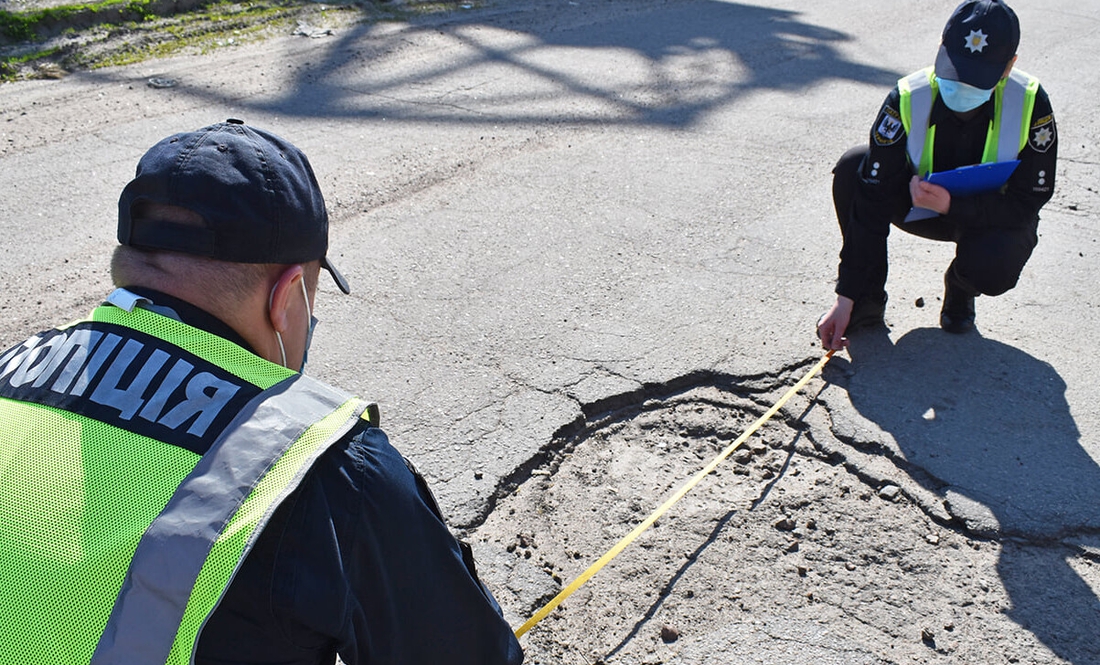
0,0,462,81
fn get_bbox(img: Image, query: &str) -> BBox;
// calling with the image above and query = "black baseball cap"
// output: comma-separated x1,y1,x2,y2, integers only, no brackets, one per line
118,119,350,294
934,0,1020,90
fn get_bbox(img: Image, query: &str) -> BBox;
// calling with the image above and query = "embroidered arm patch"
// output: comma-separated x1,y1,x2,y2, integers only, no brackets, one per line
1029,114,1056,154
873,105,904,146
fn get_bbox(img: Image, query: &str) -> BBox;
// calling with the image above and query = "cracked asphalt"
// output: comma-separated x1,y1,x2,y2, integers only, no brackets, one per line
1,0,1098,662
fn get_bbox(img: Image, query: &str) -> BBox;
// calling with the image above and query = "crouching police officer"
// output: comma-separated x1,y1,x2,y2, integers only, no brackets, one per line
0,120,523,665
818,0,1057,349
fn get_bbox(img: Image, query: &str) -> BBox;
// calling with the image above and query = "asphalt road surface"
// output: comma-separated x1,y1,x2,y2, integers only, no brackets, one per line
1,1,1098,663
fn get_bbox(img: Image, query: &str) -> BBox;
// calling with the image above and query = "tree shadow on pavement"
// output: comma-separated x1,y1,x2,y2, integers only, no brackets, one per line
140,0,902,128
841,326,1100,664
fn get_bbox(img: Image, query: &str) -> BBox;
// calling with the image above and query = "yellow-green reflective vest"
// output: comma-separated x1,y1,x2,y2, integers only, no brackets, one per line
0,290,375,664
898,66,1040,177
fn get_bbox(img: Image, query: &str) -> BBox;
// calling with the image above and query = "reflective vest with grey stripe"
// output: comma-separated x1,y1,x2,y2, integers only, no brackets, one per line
0,294,375,664
92,374,372,664
898,66,1040,177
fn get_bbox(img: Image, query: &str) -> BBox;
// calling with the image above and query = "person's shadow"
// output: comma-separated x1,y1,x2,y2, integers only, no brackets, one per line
833,327,1100,663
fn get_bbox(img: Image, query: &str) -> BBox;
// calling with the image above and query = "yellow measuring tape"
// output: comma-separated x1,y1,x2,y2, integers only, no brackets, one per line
514,349,835,637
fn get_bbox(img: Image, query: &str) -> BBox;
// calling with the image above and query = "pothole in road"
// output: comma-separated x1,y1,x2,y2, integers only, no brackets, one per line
471,382,1028,665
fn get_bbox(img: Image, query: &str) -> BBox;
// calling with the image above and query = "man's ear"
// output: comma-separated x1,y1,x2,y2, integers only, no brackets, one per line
268,264,305,334
1002,55,1018,80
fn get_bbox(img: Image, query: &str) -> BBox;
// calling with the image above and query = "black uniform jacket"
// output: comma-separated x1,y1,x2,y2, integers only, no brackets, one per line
836,78,1057,301
125,289,524,665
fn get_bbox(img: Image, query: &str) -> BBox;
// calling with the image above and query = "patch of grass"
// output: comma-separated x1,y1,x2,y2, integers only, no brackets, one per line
2,0,305,79
0,0,481,82
1,0,159,41
0,44,61,78
75,2,311,69
0,10,38,42
2,44,62,64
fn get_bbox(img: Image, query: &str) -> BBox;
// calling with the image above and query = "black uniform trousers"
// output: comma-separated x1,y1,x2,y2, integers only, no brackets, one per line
832,145,1038,298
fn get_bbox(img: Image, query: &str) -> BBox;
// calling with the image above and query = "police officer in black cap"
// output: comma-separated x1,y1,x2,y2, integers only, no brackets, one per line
0,120,523,665
817,0,1057,349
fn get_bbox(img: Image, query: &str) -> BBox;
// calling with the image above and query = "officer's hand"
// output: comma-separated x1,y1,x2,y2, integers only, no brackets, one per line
909,176,951,215
817,296,854,351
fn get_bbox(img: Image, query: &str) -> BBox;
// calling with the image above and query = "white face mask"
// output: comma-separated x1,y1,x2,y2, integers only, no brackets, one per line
935,76,994,113
270,278,316,372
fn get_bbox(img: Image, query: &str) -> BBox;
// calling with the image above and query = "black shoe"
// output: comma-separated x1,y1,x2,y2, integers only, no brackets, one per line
849,292,887,330
940,270,975,334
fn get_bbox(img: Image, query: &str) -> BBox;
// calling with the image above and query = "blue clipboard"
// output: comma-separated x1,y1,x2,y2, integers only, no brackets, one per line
904,160,1020,222
926,160,1020,197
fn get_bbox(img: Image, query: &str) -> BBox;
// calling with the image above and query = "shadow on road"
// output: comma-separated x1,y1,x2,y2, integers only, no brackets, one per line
841,326,1100,663
105,1,902,127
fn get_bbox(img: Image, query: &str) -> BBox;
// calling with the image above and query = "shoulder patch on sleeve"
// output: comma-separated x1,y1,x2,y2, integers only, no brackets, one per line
1029,114,1056,154
873,105,904,146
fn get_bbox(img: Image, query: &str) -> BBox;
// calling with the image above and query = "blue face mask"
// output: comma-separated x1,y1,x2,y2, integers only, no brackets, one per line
271,277,319,372
936,76,994,113
302,314,319,371
298,277,318,372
